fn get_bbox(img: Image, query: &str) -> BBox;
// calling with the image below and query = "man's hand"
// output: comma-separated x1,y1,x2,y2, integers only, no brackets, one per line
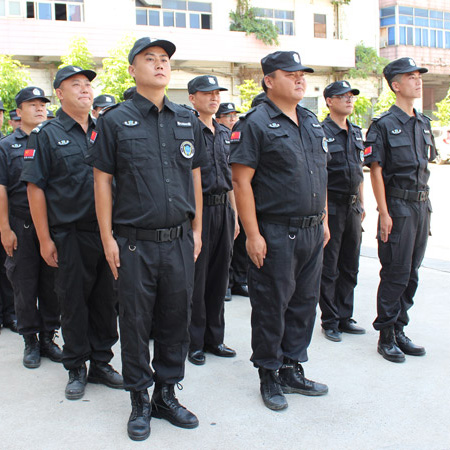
379,211,393,243
234,216,240,240
1,228,17,257
41,239,58,267
193,229,202,262
103,236,120,280
323,222,330,247
246,234,267,268
360,202,366,223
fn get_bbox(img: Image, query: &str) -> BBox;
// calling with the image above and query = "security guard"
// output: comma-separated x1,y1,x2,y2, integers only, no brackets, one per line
230,51,329,411
20,66,122,398
91,37,206,441
187,76,237,366
215,102,239,130
0,100,5,138
91,94,116,119
364,57,434,363
0,87,61,367
319,81,366,342
8,110,21,132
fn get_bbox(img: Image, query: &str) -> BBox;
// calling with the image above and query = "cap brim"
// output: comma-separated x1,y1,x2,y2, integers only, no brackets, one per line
93,103,112,108
25,95,51,104
195,86,228,93
55,69,97,88
130,39,176,63
326,87,360,98
283,64,314,73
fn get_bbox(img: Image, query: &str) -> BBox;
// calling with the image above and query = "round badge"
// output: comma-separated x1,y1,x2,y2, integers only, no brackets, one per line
360,150,364,162
322,137,328,153
293,53,300,63
180,141,195,159
32,88,41,96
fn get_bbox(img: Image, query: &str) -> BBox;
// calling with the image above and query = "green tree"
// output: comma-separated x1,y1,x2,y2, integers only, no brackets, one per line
0,55,31,134
237,79,263,113
59,36,95,70
373,88,396,116
434,89,450,126
230,0,279,46
98,34,136,102
349,95,373,127
348,43,389,79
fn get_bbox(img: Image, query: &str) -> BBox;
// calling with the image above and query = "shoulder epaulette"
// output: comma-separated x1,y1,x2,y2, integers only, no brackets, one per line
31,120,52,134
300,106,318,118
372,110,391,122
238,107,257,120
99,103,121,116
351,122,362,129
179,104,199,117
217,122,230,134
422,113,432,121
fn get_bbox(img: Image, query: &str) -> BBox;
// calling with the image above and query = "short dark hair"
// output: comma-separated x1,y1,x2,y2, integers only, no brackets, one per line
388,73,403,93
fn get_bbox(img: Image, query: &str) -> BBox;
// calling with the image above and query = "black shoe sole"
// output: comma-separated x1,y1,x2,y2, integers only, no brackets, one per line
23,360,41,369
127,429,150,441
65,389,86,400
339,328,366,335
87,375,124,389
203,347,236,358
281,385,329,396
262,398,288,411
188,356,205,365
377,347,406,363
398,348,426,357
322,329,342,342
151,410,199,429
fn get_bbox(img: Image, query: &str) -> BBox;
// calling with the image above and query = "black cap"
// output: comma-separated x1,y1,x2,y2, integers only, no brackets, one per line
15,86,50,107
93,94,116,109
261,51,314,76
323,81,360,99
217,102,239,116
128,37,176,64
188,75,227,95
54,65,97,89
123,86,137,101
383,57,428,83
46,109,55,118
0,101,5,112
9,110,20,121
251,92,266,108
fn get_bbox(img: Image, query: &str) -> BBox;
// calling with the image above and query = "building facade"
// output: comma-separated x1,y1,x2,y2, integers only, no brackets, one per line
0,0,380,111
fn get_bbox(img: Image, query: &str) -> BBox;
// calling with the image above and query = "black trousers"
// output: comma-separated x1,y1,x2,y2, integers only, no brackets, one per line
319,201,362,330
0,245,15,325
189,203,234,351
5,215,60,335
248,221,324,370
117,225,194,391
51,226,118,370
229,218,248,287
373,200,430,331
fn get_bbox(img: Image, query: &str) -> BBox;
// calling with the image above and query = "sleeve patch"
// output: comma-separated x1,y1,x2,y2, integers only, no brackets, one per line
24,149,36,160
90,130,98,144
363,146,372,157
230,131,241,143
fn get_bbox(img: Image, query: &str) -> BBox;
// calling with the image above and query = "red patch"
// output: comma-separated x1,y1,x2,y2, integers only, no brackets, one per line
23,149,36,160
230,131,241,143
90,130,98,144
364,146,372,157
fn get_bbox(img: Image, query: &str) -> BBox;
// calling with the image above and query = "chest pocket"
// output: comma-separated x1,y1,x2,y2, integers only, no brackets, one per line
54,143,86,183
328,142,346,165
117,129,150,161
423,132,435,161
265,129,296,164
10,147,25,180
308,126,327,167
387,134,412,165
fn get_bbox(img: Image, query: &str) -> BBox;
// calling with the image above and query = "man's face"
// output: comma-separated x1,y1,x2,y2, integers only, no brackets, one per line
17,99,48,128
56,74,94,112
392,71,423,99
326,92,355,117
129,46,171,89
9,119,21,131
216,111,238,130
189,90,221,116
91,106,102,119
265,70,307,103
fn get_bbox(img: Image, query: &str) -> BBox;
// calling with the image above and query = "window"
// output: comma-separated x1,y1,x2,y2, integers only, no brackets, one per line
255,8,295,36
136,0,212,29
0,0,21,16
26,1,83,21
314,14,326,38
300,97,318,114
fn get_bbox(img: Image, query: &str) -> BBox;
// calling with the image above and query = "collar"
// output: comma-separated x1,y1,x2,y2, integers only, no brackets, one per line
322,115,351,136
132,93,177,117
390,104,424,124
58,108,94,132
263,97,310,121
14,128,29,139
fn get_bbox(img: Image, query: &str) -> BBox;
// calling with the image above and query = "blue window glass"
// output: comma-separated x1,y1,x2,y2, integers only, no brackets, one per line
38,3,52,20
136,9,147,25
415,17,428,27
399,15,413,25
415,28,421,46
68,4,81,21
445,12,450,20
399,6,413,15
175,11,186,27
190,12,199,28
431,19,443,28
430,10,443,19
381,16,395,26
163,11,174,26
430,29,436,47
445,20,450,30
388,26,395,45
438,30,443,47
446,31,450,48
423,29,429,46
275,10,293,20
381,7,395,17
284,21,294,35
399,26,406,45
415,8,428,18
188,2,211,12
162,1,186,10
407,27,413,45
275,20,283,34
149,10,159,26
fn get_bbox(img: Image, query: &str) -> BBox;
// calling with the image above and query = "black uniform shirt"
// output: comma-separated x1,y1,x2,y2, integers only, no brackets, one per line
230,98,330,217
20,109,97,227
91,94,207,229
364,105,434,191
200,119,232,194
0,128,30,215
321,115,364,195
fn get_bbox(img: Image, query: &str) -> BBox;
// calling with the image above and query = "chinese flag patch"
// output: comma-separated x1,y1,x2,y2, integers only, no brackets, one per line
90,130,98,144
230,131,241,143
364,146,372,157
23,149,36,160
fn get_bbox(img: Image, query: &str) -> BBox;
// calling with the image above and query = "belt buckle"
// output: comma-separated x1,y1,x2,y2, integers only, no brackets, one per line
418,191,427,201
350,195,357,205
156,228,170,242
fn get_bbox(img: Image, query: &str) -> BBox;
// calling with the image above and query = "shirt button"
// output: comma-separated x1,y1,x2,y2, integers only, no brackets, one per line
163,161,168,166
160,123,164,128
310,170,313,174
313,193,317,197
168,198,172,202
162,143,166,147
165,178,170,183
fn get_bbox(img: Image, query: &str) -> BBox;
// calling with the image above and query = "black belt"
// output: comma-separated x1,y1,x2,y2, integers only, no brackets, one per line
75,221,99,232
328,191,359,205
10,208,32,221
203,193,227,206
386,187,429,202
258,212,325,229
114,223,183,242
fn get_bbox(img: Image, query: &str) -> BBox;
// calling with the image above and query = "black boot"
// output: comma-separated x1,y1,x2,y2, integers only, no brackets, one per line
128,390,151,441
39,331,63,362
151,383,199,429
23,334,41,369
88,361,124,389
395,330,426,356
258,368,288,411
278,359,328,396
65,364,87,400
378,327,405,363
